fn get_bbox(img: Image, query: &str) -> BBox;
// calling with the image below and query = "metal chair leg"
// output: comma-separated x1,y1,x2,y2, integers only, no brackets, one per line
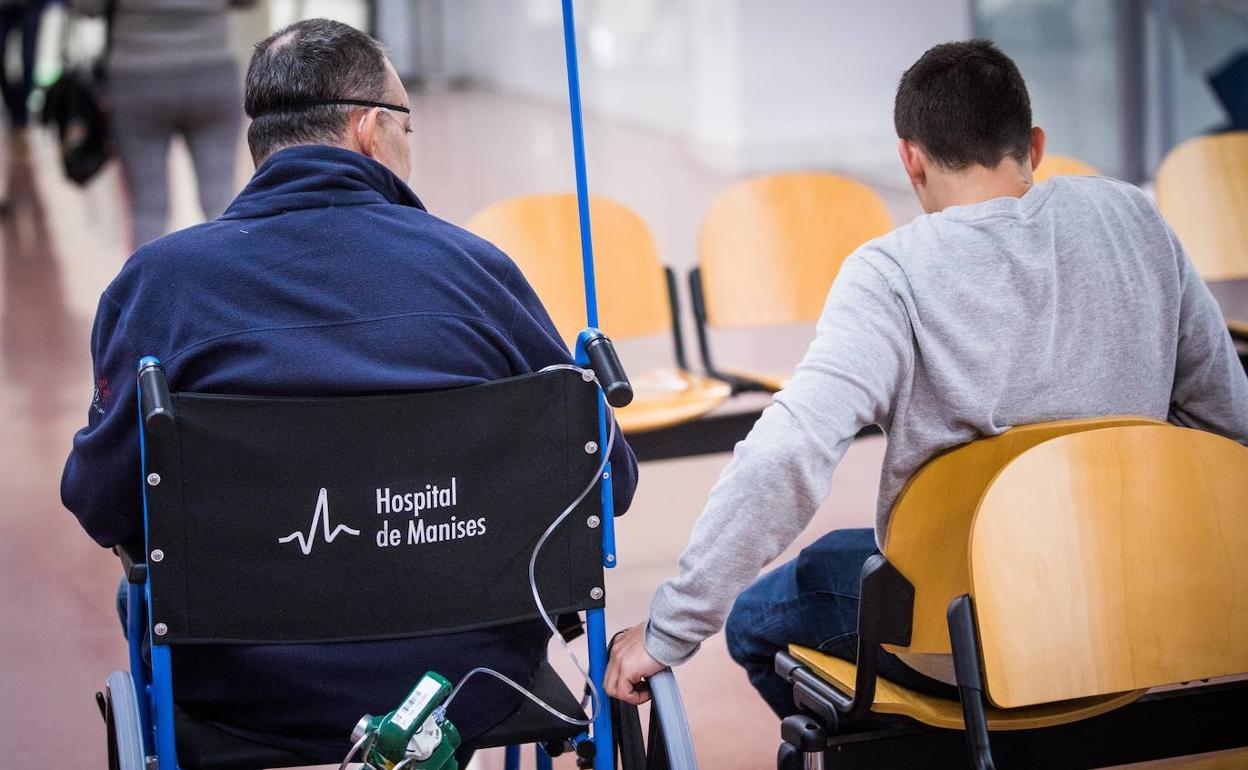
956,686,997,770
948,596,997,770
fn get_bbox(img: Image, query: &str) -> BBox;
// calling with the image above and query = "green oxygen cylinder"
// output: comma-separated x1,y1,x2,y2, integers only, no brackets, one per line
351,671,462,770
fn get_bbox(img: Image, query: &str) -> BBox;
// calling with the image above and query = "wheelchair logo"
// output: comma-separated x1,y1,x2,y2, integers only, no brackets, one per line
277,487,361,555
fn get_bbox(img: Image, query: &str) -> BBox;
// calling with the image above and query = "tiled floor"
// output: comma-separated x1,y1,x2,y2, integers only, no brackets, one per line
0,87,1236,770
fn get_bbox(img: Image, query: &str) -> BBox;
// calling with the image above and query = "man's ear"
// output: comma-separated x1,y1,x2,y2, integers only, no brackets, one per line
1029,126,1046,172
354,107,382,160
897,138,927,187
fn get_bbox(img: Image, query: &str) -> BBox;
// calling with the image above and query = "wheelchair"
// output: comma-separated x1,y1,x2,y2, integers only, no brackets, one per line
100,335,696,770
773,418,1248,769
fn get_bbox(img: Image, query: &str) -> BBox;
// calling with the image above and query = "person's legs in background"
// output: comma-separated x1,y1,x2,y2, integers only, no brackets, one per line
0,5,12,215
109,71,174,248
724,528,956,719
14,0,43,131
179,59,243,220
0,1,43,215
0,4,20,130
0,1,43,132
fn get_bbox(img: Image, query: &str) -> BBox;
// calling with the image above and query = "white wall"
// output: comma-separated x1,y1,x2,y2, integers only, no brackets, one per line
434,0,972,181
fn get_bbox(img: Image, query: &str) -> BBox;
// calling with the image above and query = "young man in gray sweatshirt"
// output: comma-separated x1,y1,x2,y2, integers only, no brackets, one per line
605,39,1248,715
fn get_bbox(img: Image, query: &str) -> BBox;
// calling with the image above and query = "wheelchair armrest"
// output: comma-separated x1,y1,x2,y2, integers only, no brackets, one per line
113,540,148,584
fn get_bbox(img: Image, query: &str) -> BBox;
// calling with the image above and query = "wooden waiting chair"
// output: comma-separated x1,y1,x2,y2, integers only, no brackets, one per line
691,172,893,392
776,418,1248,769
466,194,731,434
1156,132,1248,281
1032,154,1098,183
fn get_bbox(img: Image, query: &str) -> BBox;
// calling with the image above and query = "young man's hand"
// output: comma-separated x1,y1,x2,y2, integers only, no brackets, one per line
605,623,665,705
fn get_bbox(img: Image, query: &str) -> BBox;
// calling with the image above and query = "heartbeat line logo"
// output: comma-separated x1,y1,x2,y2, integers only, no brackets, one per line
277,488,361,555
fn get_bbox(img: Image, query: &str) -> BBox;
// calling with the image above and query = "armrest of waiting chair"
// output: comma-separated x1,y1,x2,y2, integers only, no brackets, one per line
846,556,915,717
775,555,916,726
113,540,148,585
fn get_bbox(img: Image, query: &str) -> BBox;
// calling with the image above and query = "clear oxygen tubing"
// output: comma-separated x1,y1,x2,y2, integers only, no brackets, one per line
427,364,616,729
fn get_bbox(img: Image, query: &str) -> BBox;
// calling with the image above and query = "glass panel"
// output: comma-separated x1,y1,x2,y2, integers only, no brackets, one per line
1154,0,1248,157
973,0,1128,178
975,0,1248,180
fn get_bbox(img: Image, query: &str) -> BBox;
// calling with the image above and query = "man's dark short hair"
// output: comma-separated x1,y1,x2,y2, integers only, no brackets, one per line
245,19,390,163
894,39,1032,171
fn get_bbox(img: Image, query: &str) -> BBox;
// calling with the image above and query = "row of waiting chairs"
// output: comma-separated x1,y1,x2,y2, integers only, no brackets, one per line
465,134,1248,436
465,171,903,435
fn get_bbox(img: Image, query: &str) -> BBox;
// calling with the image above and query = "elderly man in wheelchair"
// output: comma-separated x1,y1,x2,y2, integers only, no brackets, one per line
57,17,708,770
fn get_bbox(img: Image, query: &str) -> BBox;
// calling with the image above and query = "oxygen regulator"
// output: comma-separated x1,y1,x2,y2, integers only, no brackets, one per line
352,672,461,770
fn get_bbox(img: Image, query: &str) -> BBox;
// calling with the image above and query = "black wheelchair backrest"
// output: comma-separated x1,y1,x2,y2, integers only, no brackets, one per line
139,368,605,645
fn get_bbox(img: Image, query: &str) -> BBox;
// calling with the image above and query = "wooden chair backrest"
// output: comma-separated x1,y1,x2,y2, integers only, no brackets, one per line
466,194,672,346
970,424,1248,707
1033,154,1098,183
882,416,1164,656
1156,131,1248,280
697,172,893,328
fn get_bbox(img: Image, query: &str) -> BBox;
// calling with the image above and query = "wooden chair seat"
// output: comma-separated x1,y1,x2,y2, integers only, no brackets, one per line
788,645,1143,732
615,369,731,434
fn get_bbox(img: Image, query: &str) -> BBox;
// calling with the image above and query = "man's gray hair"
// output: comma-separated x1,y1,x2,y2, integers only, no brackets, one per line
244,18,391,164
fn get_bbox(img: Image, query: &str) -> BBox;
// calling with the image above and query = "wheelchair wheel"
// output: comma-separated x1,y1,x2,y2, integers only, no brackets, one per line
646,670,697,770
611,669,698,770
105,670,146,770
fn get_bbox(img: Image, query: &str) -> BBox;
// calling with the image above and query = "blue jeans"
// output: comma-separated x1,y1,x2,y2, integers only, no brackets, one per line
725,528,957,718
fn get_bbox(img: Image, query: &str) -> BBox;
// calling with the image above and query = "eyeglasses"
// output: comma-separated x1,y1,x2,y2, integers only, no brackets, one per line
253,98,410,116
252,98,413,133
375,107,414,135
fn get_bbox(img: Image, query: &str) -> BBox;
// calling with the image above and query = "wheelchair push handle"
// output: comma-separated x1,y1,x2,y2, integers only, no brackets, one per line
583,331,633,409
138,357,175,431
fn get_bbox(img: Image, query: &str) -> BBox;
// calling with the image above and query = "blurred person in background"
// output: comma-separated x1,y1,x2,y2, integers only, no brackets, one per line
69,0,254,246
0,0,48,214
0,0,44,142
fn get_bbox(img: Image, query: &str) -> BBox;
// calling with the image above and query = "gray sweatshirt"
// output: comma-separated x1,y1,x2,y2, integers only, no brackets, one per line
71,0,253,72
645,175,1248,670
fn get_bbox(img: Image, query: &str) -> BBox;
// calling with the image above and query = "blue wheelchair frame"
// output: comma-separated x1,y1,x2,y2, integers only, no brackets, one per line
126,1,639,768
